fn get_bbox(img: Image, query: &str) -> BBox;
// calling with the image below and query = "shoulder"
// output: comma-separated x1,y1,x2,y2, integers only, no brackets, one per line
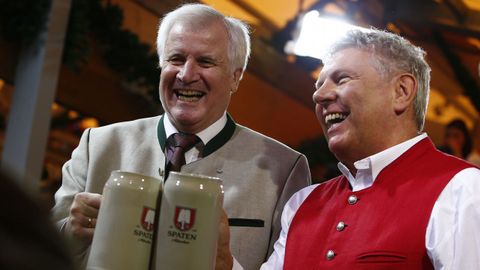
233,124,304,157
90,115,161,136
435,167,480,211
283,184,322,215
289,184,320,205
446,167,480,195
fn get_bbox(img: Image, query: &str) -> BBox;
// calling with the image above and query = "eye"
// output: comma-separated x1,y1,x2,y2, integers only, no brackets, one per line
197,57,216,68
166,54,185,66
337,75,351,85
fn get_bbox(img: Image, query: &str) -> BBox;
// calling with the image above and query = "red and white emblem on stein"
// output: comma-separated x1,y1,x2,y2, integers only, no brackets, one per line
140,206,155,231
174,206,196,231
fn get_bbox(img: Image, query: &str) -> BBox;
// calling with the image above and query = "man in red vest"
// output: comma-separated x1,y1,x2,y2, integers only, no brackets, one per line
257,29,480,269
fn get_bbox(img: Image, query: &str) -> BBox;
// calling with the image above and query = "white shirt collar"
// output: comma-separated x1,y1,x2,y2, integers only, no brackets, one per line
338,133,428,192
164,112,227,145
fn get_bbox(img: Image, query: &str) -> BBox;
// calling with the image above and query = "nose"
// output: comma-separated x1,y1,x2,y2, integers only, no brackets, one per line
312,80,336,106
176,60,200,83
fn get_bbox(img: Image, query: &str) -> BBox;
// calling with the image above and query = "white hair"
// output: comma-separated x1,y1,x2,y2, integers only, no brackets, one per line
325,29,432,131
156,3,251,78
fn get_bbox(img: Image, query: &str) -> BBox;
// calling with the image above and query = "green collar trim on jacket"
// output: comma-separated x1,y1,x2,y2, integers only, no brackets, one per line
157,114,236,157
158,115,167,152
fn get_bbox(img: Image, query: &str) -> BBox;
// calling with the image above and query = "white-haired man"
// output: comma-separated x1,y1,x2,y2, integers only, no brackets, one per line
53,4,311,270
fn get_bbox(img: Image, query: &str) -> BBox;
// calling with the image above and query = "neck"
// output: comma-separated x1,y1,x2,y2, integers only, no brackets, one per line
343,129,420,176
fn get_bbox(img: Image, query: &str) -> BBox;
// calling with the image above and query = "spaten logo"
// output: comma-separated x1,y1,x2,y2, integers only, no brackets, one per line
174,206,196,231
140,206,155,231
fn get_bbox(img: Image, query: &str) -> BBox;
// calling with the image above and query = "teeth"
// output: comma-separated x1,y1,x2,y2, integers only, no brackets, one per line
325,113,347,124
179,96,200,102
177,89,203,96
176,89,204,102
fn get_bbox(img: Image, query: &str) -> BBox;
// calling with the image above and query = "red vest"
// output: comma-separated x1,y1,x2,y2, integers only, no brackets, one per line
284,138,473,270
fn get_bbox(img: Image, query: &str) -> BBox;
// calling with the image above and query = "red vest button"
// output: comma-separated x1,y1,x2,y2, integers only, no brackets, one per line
326,250,335,260
336,221,346,231
348,195,358,204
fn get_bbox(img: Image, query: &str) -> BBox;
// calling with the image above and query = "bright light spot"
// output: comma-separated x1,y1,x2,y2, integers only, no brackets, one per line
51,103,59,109
285,10,365,60
80,117,99,129
68,110,79,119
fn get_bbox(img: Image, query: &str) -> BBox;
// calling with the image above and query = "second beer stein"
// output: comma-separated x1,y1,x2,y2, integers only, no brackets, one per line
86,170,162,270
153,171,224,270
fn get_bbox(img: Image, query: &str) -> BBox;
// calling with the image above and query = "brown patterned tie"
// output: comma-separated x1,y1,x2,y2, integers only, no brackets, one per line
165,133,199,179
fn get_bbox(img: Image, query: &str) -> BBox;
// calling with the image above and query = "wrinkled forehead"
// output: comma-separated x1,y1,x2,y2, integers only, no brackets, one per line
169,17,228,38
319,47,387,82
165,20,230,54
317,48,370,79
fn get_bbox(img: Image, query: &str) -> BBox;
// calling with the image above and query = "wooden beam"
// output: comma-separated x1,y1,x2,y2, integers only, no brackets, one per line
249,39,316,107
229,0,279,34
387,0,480,38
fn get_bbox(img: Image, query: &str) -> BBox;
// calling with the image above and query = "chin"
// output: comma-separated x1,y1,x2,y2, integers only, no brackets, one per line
171,106,199,118
175,114,200,125
327,139,347,157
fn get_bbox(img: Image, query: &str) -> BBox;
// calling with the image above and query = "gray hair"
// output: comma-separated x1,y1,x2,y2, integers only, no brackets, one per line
156,3,251,78
324,29,431,132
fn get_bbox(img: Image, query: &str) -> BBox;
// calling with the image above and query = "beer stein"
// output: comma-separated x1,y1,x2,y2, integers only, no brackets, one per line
153,172,224,270
86,171,162,270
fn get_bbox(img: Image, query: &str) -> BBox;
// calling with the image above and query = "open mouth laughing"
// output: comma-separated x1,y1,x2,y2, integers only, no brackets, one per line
175,89,205,102
324,112,349,127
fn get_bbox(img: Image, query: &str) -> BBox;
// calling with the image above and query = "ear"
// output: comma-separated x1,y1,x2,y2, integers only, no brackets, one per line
393,73,417,114
230,69,243,94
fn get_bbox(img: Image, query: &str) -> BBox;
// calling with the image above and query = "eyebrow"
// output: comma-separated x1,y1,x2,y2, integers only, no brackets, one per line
198,55,218,62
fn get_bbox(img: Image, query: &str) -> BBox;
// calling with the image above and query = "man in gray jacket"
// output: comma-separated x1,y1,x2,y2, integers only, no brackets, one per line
52,3,311,270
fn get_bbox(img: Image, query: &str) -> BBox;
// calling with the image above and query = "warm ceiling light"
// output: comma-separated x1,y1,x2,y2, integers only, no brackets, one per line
463,0,480,11
466,37,480,49
68,110,79,119
51,102,60,111
285,10,365,60
80,118,99,129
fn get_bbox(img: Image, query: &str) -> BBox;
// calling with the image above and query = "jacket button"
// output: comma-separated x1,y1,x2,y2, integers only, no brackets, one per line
348,195,358,205
336,221,346,231
326,250,335,260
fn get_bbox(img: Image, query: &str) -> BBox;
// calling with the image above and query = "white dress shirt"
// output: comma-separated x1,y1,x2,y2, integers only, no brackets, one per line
164,112,227,163
261,133,480,270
